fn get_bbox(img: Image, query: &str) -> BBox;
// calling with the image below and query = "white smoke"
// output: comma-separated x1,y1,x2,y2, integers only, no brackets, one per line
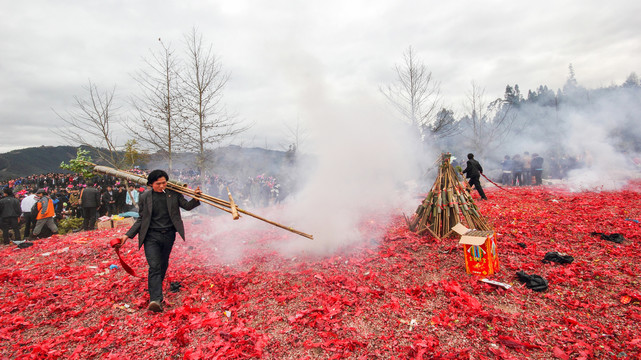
277,91,426,255
189,72,429,261
562,95,640,191
491,85,641,191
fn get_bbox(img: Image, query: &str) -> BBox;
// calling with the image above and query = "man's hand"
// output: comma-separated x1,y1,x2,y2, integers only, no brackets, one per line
116,235,129,249
194,186,202,197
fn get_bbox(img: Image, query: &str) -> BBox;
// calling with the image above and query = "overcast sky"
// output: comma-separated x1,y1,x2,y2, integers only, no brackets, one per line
1,0,639,154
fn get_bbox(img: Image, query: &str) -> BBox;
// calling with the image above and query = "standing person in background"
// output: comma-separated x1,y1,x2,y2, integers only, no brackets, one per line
512,154,524,186
115,184,127,214
68,188,81,218
125,184,139,212
531,153,545,186
32,189,58,238
1,188,22,244
116,170,201,313
462,153,488,200
500,155,513,185
80,184,101,231
101,185,116,216
522,151,532,186
20,189,37,240
55,189,69,219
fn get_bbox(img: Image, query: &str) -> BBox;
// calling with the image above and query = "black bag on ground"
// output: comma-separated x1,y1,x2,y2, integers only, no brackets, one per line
18,242,34,249
590,232,625,244
516,271,548,292
542,251,574,264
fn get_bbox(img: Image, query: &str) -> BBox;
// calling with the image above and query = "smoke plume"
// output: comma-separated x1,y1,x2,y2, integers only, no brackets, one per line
278,91,426,255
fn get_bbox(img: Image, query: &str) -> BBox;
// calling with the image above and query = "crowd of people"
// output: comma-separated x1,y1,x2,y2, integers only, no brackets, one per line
0,170,289,244
447,151,595,202
164,169,289,208
496,150,641,185
499,152,545,186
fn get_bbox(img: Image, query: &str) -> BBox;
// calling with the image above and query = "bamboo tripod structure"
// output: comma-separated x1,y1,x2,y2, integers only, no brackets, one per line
92,165,313,240
406,153,492,239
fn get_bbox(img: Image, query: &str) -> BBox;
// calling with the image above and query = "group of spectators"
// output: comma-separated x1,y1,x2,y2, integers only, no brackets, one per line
0,170,288,243
0,174,145,243
500,152,545,186
167,169,288,209
0,187,63,243
498,150,641,185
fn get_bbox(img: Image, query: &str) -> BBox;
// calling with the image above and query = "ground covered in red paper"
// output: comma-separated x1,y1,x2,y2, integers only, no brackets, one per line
1,183,641,359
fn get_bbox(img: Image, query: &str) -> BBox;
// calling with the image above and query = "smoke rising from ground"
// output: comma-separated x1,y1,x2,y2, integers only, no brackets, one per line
190,91,429,262
190,82,641,266
486,86,641,191
562,110,637,191
278,92,427,255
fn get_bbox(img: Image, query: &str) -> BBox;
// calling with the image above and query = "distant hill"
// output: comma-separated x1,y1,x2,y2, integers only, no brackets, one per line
0,146,80,180
0,145,296,181
146,145,298,181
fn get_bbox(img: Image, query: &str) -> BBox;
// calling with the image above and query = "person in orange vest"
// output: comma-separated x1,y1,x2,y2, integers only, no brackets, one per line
32,188,58,238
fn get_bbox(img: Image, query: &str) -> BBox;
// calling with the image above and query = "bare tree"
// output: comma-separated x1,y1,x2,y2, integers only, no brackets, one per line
381,46,454,140
460,82,517,158
281,118,308,153
460,82,487,156
429,108,459,138
130,38,183,171
279,118,308,166
179,28,249,174
53,80,124,167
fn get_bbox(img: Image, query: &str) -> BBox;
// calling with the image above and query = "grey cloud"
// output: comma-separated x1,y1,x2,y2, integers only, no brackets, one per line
1,0,640,153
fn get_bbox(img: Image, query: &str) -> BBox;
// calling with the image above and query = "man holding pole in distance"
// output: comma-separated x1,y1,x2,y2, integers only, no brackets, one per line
462,153,488,201
116,170,202,312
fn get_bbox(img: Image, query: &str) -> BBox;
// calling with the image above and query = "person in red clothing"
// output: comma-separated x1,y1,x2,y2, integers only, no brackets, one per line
32,189,58,238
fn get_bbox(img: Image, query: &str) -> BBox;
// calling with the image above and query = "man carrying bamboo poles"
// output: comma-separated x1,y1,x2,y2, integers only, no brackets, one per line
462,153,488,201
116,169,202,313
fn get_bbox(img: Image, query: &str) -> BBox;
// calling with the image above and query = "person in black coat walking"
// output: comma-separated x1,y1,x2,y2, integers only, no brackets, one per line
117,169,201,312
462,153,488,200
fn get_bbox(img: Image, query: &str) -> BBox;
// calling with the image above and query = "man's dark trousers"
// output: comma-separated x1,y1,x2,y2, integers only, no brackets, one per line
82,207,97,230
2,217,21,243
468,175,488,200
22,212,35,239
144,228,176,303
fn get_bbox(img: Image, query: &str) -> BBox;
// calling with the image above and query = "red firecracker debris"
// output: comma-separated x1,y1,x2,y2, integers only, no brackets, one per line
1,182,641,358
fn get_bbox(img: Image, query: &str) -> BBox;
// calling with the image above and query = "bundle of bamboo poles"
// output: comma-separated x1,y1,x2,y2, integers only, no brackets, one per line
406,153,492,239
92,165,313,240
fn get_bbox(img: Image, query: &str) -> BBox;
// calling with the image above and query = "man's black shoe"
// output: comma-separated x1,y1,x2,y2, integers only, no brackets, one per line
148,301,162,312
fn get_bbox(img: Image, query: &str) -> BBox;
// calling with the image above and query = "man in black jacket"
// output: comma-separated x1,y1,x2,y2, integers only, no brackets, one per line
118,170,201,312
101,185,116,216
462,153,488,200
114,185,127,214
1,188,23,244
80,185,101,231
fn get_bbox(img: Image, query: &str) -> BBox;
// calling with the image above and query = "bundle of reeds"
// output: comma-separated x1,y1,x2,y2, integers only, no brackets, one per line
406,153,491,239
